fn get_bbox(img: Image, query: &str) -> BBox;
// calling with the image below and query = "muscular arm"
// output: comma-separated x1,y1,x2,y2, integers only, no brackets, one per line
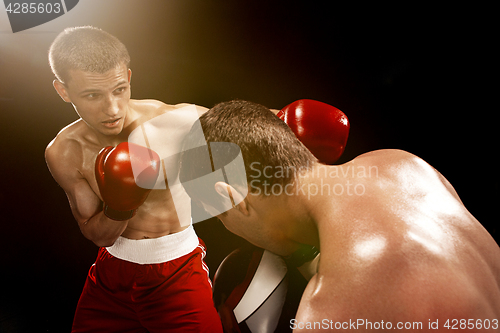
45,139,128,247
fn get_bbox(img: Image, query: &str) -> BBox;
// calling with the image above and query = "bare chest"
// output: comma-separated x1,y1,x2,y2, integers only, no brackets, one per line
80,145,188,238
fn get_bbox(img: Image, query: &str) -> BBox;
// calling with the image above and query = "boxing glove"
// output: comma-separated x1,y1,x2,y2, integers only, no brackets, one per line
95,142,160,221
278,99,350,165
213,245,311,333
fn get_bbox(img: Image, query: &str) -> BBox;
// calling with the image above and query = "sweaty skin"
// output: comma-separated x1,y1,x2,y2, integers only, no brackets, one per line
216,149,500,330
45,63,207,246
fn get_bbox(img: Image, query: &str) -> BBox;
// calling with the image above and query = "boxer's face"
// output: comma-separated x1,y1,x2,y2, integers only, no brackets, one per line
54,63,132,136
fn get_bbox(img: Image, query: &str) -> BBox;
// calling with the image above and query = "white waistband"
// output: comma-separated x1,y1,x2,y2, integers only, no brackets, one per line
105,225,199,264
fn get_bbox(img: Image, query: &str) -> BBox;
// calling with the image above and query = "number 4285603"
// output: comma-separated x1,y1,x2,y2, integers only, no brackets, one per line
444,319,498,330
5,2,62,14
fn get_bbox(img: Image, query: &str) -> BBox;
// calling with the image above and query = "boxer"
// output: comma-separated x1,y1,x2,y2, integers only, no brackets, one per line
179,100,500,331
45,26,222,332
213,99,347,332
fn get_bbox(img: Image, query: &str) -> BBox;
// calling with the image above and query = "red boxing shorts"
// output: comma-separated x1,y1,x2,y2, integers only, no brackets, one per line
71,226,223,333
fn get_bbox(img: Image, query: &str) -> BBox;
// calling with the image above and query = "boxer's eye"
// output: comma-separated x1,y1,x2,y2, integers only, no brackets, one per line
84,93,99,100
114,86,127,95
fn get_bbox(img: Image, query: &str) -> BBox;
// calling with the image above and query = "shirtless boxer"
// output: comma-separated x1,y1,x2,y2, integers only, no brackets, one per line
45,26,222,332
179,100,500,332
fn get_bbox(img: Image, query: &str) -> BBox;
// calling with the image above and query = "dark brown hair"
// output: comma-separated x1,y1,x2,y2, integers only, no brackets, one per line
179,100,316,211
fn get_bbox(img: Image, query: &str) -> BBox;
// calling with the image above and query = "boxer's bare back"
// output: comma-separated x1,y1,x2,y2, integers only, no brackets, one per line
292,149,500,327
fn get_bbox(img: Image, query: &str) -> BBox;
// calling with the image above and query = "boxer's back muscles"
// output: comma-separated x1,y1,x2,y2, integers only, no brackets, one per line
46,99,201,245
296,150,500,327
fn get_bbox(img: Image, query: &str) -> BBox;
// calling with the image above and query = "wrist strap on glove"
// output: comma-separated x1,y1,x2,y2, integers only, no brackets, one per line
103,204,136,221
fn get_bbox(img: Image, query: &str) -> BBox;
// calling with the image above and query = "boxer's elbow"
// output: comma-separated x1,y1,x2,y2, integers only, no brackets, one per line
92,238,116,248
86,232,118,248
78,218,120,248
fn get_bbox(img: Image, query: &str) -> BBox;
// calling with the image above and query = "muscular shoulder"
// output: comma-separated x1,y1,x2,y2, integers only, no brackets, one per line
352,149,447,187
46,120,85,159
130,99,208,118
353,149,421,169
45,121,87,186
130,99,168,114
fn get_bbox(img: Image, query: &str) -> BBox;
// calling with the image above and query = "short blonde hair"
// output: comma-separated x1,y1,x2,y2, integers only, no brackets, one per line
48,26,130,84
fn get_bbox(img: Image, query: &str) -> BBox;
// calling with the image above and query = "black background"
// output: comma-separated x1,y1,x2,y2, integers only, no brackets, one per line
0,1,496,332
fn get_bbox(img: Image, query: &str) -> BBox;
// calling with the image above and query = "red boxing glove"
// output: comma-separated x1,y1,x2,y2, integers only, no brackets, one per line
95,142,160,221
278,99,350,165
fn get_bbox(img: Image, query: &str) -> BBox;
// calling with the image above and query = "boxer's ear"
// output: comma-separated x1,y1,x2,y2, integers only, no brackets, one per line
215,182,249,216
53,80,71,103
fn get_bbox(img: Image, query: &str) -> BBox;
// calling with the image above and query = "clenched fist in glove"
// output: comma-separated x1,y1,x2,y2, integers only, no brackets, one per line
95,142,160,221
278,99,350,165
